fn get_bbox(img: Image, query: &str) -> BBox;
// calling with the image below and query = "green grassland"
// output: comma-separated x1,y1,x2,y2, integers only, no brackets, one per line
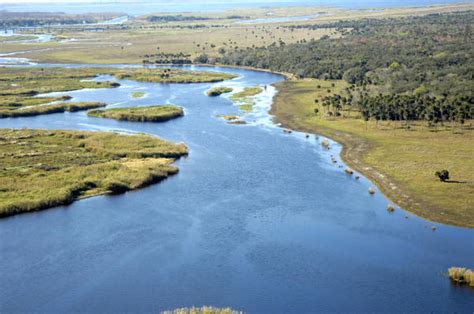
271,79,474,228
88,105,184,122
207,86,233,96
0,129,188,217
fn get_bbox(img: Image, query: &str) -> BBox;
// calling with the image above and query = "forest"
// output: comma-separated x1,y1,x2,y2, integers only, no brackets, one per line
200,11,474,123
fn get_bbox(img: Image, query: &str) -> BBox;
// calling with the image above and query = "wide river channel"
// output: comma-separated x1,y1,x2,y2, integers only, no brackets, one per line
0,65,473,312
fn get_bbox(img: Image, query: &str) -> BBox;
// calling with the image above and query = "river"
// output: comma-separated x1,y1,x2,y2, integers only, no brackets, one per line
0,65,473,312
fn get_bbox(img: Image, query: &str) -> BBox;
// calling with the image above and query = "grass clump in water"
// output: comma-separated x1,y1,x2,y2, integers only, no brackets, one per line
448,267,474,287
207,87,233,97
161,306,242,314
0,128,187,217
230,86,263,113
88,105,183,122
131,91,146,98
216,114,240,121
230,86,263,100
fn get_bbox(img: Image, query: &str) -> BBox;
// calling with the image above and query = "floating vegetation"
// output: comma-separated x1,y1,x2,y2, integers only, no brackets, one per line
131,91,145,98
230,86,263,100
230,86,263,113
207,86,233,96
239,104,253,112
217,114,240,121
161,306,242,314
448,267,474,287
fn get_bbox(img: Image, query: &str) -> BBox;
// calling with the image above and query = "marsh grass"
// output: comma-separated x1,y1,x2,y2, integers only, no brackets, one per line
131,91,146,98
117,69,236,84
88,105,184,122
0,67,234,117
0,102,106,118
216,114,240,121
161,306,242,314
448,267,474,287
230,86,263,113
207,87,233,96
0,129,187,217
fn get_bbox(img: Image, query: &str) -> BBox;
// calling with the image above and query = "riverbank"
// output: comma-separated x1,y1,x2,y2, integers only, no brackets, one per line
0,129,188,217
271,80,474,228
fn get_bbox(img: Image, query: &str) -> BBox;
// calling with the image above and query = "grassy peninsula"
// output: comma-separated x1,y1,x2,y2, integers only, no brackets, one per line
271,79,474,228
0,129,187,217
88,105,184,122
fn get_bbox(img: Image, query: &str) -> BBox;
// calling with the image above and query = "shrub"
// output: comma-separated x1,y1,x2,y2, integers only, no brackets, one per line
435,170,449,182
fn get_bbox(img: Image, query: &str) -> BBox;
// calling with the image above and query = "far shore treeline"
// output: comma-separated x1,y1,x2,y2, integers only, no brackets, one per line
197,11,474,125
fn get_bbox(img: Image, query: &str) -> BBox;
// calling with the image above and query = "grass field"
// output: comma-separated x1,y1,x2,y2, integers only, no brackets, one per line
0,129,188,217
88,105,184,122
271,80,474,228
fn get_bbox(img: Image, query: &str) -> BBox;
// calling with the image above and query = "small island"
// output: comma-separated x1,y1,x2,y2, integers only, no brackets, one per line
207,86,233,96
0,128,188,217
88,105,184,122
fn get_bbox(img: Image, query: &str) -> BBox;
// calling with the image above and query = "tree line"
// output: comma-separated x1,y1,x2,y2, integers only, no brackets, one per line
195,11,474,123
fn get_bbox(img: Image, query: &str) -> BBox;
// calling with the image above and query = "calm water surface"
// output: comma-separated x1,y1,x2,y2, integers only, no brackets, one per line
0,65,473,313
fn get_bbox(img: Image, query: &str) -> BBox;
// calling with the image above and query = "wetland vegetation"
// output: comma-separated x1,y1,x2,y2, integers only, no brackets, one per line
207,86,233,96
0,129,187,217
0,67,235,117
88,105,184,122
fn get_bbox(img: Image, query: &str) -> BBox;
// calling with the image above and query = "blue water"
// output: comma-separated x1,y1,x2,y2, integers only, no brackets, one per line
1,0,472,15
0,65,473,312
